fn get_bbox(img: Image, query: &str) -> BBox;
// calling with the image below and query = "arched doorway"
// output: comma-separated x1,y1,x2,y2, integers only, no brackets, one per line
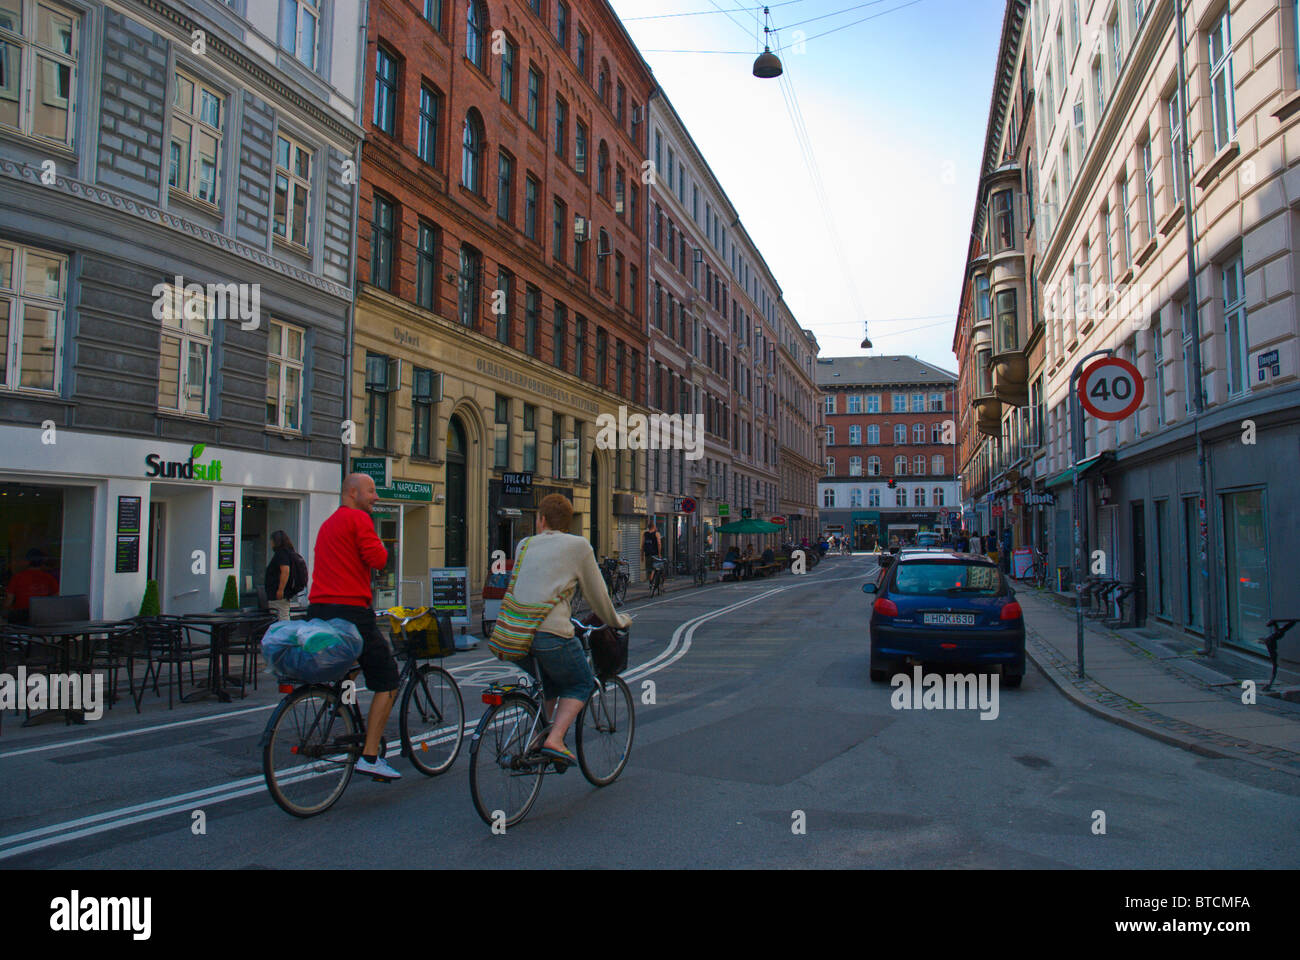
589,451,600,552
445,416,467,566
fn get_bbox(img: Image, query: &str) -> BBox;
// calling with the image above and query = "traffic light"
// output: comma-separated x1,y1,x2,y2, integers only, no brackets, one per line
887,477,896,489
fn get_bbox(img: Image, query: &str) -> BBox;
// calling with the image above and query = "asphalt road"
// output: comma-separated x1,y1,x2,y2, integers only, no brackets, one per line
3,553,1298,869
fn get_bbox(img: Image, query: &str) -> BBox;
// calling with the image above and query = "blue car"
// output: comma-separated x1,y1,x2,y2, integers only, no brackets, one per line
863,551,1026,687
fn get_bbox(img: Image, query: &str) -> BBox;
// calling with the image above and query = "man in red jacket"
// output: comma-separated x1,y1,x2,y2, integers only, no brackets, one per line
307,473,402,780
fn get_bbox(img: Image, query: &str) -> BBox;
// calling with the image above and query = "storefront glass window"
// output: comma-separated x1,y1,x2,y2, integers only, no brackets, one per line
1222,490,1268,653
1,482,92,623
371,505,400,610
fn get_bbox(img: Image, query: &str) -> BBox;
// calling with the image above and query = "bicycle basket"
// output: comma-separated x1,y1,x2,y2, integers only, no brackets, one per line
387,607,456,658
588,623,629,680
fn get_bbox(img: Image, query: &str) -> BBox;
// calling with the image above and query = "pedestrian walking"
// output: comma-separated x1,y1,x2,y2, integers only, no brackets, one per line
264,530,306,620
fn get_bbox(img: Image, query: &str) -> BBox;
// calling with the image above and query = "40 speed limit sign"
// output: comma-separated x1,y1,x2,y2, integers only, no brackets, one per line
1079,357,1144,420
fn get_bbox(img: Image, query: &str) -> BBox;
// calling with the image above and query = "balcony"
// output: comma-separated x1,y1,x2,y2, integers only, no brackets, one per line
971,346,1002,437
989,282,1028,407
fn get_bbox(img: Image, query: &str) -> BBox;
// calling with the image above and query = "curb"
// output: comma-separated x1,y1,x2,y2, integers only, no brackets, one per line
1024,629,1300,778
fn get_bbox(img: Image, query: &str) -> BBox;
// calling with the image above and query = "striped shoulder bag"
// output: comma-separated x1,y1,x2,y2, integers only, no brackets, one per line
487,537,555,662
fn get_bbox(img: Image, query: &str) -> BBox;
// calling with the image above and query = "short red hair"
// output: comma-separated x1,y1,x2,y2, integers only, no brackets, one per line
539,493,574,532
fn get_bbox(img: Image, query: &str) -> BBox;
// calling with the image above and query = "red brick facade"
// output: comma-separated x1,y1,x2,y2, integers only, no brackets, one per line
823,386,958,483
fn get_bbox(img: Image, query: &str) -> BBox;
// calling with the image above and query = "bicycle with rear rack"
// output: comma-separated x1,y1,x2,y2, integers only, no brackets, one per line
599,556,630,607
260,608,465,818
468,617,634,829
647,556,666,597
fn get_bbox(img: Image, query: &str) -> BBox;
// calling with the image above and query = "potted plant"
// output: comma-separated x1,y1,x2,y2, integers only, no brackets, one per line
138,579,161,619
219,574,239,611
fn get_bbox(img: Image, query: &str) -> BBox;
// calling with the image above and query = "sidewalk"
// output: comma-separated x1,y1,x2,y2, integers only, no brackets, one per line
1017,589,1300,777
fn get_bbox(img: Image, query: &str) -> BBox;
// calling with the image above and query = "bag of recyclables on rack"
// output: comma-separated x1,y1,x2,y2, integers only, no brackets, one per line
261,618,365,683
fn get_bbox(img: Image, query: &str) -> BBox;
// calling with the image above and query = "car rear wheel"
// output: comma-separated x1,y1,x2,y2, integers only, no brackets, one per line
869,651,891,683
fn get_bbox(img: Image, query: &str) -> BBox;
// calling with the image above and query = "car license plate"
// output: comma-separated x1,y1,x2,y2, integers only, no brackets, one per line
924,613,975,626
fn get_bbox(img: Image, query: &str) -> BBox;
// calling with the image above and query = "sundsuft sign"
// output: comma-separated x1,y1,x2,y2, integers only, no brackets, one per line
144,443,224,482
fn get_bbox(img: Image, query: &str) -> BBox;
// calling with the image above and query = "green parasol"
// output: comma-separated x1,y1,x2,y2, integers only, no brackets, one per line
716,519,784,534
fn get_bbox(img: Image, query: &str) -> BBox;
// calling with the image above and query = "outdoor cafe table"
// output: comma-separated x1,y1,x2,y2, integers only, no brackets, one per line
175,612,268,704
2,619,134,724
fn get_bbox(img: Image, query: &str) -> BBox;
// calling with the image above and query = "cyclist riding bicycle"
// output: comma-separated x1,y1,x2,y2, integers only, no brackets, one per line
306,473,402,781
508,494,631,768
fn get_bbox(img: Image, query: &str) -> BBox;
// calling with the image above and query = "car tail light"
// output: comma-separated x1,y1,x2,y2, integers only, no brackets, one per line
1001,601,1023,621
940,643,957,650
873,598,899,617
481,692,503,706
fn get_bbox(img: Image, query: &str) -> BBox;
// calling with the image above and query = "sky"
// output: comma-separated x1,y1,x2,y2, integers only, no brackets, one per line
606,0,1007,372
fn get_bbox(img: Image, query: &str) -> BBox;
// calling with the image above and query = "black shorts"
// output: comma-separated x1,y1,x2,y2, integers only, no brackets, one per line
307,603,400,693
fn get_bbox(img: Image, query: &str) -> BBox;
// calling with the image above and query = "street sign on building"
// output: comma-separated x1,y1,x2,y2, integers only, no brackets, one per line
1079,357,1144,421
718,503,730,517
677,497,697,514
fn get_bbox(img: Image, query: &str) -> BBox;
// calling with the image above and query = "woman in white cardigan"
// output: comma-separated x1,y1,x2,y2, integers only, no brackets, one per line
508,493,632,767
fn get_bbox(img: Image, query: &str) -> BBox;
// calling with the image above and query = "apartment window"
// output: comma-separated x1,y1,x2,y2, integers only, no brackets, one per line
0,0,77,144
373,47,397,134
1142,139,1158,240
629,264,639,317
915,488,927,507
993,190,1014,249
1180,300,1198,413
914,455,926,475
613,252,623,306
848,425,861,445
158,294,212,416
365,352,394,450
931,422,943,443
911,393,925,412
1070,0,1080,50
370,194,395,290
461,110,485,193
823,487,835,507
1109,12,1122,82
170,69,223,205
995,289,1018,353
423,0,443,32
928,392,944,411
574,315,586,377
1102,202,1114,284
849,456,862,476
931,455,944,475
523,404,537,473
596,141,609,196
867,424,879,445
555,1,568,49
554,96,567,159
552,198,565,261
552,302,566,368
1073,92,1087,156
526,66,541,130
494,395,510,468
466,0,487,68
912,423,925,444
824,395,835,415
418,84,442,166
1120,173,1133,268
595,328,608,388
847,394,863,414
457,244,481,328
1223,256,1249,397
891,393,907,413
416,220,439,310
615,340,625,395
524,175,538,240
975,275,991,322
894,424,907,444
496,150,514,221
280,0,319,70
1167,94,1185,206
493,268,511,343
1093,56,1106,118
273,132,312,247
411,367,436,458
1152,312,1166,426
500,35,516,104
1208,9,1236,151
934,488,945,506
575,121,587,176
1,243,66,393
849,488,863,508
896,488,907,507
866,394,881,413
894,455,908,475
577,29,589,78
524,284,540,356
1063,139,1072,194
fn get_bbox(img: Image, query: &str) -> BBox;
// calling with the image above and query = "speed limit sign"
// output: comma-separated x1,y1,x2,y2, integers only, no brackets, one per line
1079,357,1144,421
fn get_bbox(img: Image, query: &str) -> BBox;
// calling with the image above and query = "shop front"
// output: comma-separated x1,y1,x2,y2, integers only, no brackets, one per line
0,424,339,621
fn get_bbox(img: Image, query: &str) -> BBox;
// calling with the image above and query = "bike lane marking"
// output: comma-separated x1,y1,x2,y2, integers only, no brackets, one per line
0,571,865,859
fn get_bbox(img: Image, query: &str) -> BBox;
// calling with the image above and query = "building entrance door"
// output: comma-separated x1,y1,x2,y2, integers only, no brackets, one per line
1130,501,1147,626
445,416,467,567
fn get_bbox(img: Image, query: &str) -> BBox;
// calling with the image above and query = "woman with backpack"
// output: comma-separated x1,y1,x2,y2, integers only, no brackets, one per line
265,530,305,620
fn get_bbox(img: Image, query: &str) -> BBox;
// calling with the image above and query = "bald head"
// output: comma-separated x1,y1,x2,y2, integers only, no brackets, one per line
342,472,379,513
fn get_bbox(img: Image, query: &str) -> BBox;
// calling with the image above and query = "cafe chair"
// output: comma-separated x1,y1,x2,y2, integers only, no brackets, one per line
138,615,209,709
92,621,154,714
228,613,277,696
0,625,62,734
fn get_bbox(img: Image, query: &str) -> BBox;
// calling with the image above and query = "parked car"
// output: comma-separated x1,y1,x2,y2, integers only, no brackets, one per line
916,532,943,548
863,550,1025,687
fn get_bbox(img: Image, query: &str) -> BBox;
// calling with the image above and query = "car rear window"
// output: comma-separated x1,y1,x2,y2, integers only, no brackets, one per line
892,561,1001,597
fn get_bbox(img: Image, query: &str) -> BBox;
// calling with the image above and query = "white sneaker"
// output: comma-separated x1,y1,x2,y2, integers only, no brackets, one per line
356,755,402,780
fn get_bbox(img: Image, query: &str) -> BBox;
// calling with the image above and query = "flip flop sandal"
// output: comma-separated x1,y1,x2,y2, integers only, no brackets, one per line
540,745,576,768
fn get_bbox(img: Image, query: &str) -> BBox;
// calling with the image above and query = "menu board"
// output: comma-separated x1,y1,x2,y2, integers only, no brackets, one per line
115,495,142,573
429,567,470,625
217,500,236,569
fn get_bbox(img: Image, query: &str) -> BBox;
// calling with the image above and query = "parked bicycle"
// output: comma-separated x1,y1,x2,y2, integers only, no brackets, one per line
1030,548,1048,588
599,556,630,606
695,551,713,587
260,608,465,818
468,617,635,828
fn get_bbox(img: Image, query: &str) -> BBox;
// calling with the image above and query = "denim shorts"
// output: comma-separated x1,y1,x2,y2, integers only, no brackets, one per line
524,630,595,702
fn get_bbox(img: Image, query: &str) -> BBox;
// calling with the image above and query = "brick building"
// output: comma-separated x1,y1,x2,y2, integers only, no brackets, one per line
816,356,960,548
350,0,654,615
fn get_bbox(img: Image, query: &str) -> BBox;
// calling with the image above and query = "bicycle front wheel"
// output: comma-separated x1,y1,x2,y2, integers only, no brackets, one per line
401,665,465,776
469,694,545,828
263,686,356,818
576,676,635,786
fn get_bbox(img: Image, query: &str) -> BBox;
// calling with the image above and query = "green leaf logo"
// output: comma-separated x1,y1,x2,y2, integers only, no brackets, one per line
190,443,206,460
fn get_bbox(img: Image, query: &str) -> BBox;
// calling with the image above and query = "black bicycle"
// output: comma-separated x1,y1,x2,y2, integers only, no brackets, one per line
260,609,465,818
599,556,630,607
694,551,712,587
468,618,635,828
647,555,666,597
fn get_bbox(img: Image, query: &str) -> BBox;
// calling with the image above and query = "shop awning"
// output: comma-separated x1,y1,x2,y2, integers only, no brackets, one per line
1044,450,1115,489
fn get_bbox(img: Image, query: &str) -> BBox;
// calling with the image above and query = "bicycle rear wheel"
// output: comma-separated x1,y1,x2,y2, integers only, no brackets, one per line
469,694,545,828
576,676,635,786
400,664,465,776
614,574,628,606
263,686,356,818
